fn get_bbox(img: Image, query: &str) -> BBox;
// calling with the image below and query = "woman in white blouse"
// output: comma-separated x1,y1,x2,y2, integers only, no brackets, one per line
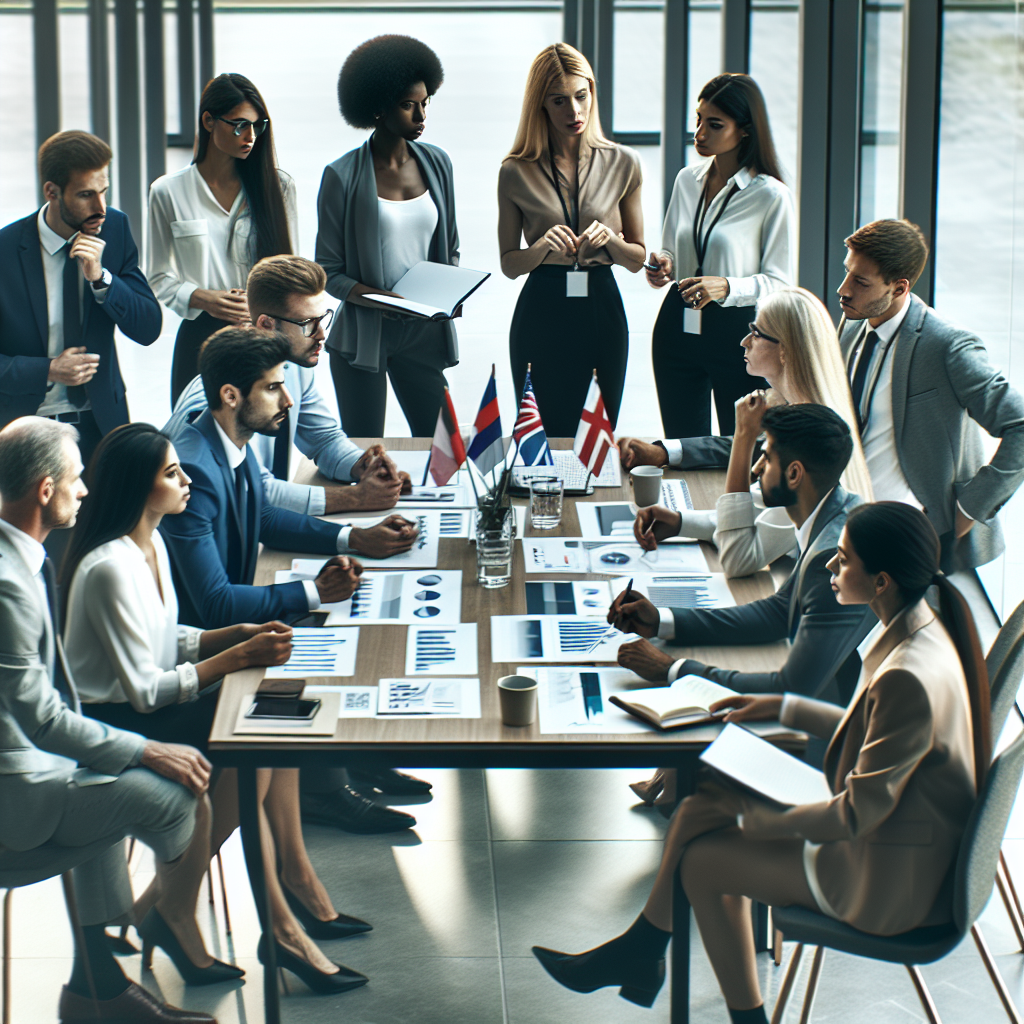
647,74,795,439
148,73,297,405
63,424,371,997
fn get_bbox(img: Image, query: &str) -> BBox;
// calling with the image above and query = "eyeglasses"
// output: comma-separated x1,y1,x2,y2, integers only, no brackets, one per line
216,117,269,137
748,322,781,344
274,308,334,338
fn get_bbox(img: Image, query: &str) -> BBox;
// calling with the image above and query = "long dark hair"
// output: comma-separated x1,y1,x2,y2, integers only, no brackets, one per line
845,502,991,783
698,73,784,182
195,73,292,265
60,424,172,622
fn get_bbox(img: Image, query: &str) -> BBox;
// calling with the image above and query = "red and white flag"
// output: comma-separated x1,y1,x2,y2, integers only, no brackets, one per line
573,373,615,479
429,388,467,486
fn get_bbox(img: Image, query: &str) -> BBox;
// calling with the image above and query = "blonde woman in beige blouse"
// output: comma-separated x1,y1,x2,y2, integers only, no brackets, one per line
498,43,645,436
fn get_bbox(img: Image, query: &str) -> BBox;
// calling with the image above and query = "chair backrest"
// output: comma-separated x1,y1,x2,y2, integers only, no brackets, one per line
954,728,1024,932
990,632,1024,741
987,598,1024,682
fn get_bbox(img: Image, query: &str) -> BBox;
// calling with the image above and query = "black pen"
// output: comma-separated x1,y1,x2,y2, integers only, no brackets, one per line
624,577,634,602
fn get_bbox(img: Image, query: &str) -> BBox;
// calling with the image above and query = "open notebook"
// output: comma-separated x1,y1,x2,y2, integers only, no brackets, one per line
608,674,736,729
370,262,490,320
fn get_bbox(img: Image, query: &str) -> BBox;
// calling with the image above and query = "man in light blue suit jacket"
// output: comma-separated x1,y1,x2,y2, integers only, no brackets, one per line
164,256,410,515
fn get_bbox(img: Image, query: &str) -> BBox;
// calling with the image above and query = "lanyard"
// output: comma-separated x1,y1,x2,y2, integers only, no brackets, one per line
692,178,739,276
545,141,580,270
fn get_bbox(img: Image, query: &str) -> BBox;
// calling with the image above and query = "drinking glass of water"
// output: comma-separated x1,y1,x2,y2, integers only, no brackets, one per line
529,476,564,530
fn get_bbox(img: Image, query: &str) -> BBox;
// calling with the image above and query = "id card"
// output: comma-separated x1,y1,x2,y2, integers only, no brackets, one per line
566,270,589,298
683,306,703,334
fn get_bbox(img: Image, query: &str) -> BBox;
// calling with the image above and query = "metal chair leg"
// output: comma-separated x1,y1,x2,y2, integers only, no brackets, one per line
119,837,138,943
973,923,1024,1024
1001,851,1024,945
997,867,1024,951
798,946,824,1024
3,889,12,1024
215,852,231,934
770,942,804,1024
906,965,943,1024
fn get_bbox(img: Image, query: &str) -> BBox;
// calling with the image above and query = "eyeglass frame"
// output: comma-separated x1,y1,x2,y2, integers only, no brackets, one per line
216,116,270,137
748,322,782,345
272,308,334,338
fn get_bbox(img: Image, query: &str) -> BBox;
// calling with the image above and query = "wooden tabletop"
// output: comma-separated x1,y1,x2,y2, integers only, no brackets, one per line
208,439,788,765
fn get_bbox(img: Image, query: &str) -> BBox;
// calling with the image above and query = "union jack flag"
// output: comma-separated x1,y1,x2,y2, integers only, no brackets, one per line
512,371,554,467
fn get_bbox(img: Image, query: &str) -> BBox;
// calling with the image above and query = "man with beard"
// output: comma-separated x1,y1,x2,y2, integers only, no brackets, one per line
0,132,161,460
159,327,418,631
165,255,413,515
608,405,874,705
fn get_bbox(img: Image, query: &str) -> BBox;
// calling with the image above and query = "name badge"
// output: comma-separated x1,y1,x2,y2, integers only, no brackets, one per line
683,306,703,334
566,270,589,298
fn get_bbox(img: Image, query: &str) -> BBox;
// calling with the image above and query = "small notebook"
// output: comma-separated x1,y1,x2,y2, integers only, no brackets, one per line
370,262,491,320
608,674,735,729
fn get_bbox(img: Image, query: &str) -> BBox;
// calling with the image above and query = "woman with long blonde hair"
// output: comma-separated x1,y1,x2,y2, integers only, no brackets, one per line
635,287,873,579
498,43,645,435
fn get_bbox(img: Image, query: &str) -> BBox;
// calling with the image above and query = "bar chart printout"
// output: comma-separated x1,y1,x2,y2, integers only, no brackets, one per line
263,628,359,678
490,616,637,663
405,623,479,675
377,678,482,717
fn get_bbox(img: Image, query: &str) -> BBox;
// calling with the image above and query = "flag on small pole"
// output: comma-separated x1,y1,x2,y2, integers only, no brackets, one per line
574,370,615,481
428,387,466,486
466,364,503,478
512,366,554,467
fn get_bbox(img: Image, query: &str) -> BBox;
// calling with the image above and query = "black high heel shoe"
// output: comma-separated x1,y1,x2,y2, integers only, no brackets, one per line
282,884,372,940
138,907,245,986
531,942,665,1008
256,935,368,994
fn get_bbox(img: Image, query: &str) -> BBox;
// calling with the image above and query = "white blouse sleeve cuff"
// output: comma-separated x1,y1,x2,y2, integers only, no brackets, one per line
178,626,203,663
722,276,757,307
176,663,200,704
779,693,799,729
173,281,201,320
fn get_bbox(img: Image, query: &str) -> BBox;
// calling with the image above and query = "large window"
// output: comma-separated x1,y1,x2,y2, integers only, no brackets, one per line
749,0,799,188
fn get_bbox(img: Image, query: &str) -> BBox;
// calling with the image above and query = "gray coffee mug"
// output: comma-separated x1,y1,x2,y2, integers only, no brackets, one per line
631,465,664,508
497,675,538,727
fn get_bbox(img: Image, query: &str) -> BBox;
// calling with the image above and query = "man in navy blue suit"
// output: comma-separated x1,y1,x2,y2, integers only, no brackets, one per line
0,131,161,461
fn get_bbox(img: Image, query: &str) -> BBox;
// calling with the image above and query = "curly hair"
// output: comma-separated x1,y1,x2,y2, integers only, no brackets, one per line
338,35,444,130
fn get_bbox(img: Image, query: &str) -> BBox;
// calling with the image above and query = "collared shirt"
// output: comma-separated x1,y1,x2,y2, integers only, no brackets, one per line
659,158,795,307
36,205,108,417
212,416,350,610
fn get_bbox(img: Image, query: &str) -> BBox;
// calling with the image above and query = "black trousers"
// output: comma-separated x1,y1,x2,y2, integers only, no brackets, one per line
651,287,762,438
329,315,450,438
509,264,628,439
171,312,230,406
84,688,220,757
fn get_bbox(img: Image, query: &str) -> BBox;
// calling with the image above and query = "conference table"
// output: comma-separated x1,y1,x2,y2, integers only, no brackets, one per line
208,439,790,1024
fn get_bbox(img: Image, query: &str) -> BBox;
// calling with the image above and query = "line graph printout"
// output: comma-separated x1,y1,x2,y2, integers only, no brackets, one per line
405,623,478,675
263,628,359,678
490,615,637,663
522,538,708,575
377,678,481,718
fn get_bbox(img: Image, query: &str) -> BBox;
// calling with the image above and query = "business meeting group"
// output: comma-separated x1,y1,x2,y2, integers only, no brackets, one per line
2,28,1023,1024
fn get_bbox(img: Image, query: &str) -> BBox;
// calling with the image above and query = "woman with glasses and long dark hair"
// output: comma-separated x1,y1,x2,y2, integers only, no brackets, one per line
62,424,372,997
148,73,297,404
532,501,988,1023
648,73,794,439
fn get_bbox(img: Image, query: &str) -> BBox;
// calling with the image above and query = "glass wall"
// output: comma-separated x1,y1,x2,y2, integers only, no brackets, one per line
613,0,664,134
749,0,799,188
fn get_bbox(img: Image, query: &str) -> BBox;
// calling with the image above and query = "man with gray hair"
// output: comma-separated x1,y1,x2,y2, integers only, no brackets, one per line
0,416,215,1024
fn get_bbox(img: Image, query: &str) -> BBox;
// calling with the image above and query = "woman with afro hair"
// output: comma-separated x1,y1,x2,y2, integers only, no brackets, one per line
316,35,459,437
499,43,646,436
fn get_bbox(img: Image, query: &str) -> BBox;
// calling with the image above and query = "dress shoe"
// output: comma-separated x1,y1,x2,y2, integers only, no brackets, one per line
629,773,665,806
531,941,665,1008
349,767,433,795
256,935,368,994
282,884,372,939
138,908,245,986
300,785,416,833
58,980,216,1023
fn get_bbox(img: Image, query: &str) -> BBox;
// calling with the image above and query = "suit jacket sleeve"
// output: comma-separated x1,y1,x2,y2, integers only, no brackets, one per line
98,214,162,345
258,500,345,556
0,577,145,772
741,668,934,842
943,327,1024,522
315,164,359,303
676,549,871,695
780,694,846,740
293,372,363,483
159,459,311,628
676,435,735,470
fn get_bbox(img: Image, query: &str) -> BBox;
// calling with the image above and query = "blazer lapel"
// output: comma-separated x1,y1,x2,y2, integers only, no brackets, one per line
353,139,385,289
786,487,848,634
195,412,245,539
890,295,926,446
18,218,49,352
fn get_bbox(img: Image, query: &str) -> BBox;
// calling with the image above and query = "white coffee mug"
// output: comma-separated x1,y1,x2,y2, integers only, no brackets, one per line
630,465,664,508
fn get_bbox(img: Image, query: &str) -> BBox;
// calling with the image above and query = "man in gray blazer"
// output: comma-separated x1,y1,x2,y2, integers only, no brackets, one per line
0,417,213,1024
610,405,875,705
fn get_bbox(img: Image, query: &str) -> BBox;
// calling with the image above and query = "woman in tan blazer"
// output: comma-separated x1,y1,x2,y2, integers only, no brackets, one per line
531,501,990,1023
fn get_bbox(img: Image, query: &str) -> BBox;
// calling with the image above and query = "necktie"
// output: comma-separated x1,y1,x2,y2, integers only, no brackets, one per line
41,556,72,704
62,244,86,407
271,424,291,481
849,329,880,427
234,463,249,556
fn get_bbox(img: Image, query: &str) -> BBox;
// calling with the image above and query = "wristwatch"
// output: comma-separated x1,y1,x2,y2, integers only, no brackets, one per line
90,268,112,290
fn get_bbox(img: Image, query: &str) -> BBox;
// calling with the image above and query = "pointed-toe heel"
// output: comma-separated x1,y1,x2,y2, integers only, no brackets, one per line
137,908,245,986
257,935,368,995
282,885,372,940
531,943,664,1007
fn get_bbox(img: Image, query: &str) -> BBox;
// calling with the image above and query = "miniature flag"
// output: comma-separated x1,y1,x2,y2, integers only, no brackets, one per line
512,370,554,466
429,388,466,486
467,367,503,476
573,373,615,479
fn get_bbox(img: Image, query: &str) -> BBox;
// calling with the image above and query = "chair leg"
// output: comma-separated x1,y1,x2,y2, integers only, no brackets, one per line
770,942,803,1024
119,837,138,942
774,928,783,967
973,923,1024,1024
1001,851,1024,946
798,946,824,1024
215,852,232,935
996,868,1024,952
906,965,943,1024
3,889,12,1024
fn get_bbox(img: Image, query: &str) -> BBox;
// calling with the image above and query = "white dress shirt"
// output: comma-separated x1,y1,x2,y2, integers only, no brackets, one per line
659,159,795,306
65,535,203,710
36,206,109,417
146,164,298,319
378,191,438,290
